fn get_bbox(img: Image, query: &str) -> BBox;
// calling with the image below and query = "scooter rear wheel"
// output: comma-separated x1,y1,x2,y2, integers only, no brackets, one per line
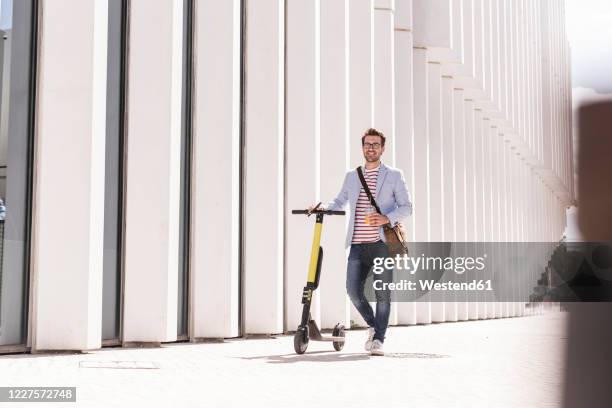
294,327,309,354
332,324,345,351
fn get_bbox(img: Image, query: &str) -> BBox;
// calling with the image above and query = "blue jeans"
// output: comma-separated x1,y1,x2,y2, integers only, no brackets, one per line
346,241,393,343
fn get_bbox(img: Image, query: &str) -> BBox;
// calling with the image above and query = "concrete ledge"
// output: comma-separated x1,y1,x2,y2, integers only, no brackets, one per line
122,342,162,349
191,338,226,344
31,350,86,355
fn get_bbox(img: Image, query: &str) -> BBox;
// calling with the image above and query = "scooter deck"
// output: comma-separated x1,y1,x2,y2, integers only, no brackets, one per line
307,319,345,342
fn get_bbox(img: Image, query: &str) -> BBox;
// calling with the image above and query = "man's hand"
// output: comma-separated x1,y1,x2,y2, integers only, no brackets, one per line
368,214,390,226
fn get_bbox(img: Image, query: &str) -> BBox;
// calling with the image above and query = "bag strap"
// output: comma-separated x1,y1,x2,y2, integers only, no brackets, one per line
357,167,403,240
356,166,381,214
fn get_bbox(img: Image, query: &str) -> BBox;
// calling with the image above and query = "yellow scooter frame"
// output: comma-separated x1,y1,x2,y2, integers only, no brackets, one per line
292,205,346,354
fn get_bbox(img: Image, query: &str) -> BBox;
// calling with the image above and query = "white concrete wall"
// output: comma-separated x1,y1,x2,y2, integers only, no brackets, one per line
348,0,374,169
31,0,108,351
243,0,285,334
122,0,184,343
374,0,398,326
394,0,417,326
190,0,241,338
285,0,321,330
319,0,351,330
346,0,373,328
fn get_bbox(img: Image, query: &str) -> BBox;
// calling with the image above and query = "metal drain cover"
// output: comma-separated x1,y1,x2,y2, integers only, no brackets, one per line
79,361,159,369
385,352,450,359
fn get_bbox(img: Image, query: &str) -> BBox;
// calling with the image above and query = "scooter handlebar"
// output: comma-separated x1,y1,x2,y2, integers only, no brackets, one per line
292,209,345,216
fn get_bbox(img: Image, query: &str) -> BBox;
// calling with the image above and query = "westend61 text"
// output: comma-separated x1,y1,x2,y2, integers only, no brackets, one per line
372,254,487,275
373,279,493,292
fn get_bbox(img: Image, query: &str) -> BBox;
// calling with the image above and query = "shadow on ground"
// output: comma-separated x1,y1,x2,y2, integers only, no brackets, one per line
239,351,450,364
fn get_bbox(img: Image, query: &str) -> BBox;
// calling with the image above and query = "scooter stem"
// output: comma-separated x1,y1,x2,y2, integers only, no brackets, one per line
307,214,324,285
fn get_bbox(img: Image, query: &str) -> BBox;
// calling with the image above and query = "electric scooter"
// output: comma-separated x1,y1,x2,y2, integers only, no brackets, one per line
291,203,346,354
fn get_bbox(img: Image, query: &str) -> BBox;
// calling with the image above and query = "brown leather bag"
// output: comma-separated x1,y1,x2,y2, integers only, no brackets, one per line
356,167,409,257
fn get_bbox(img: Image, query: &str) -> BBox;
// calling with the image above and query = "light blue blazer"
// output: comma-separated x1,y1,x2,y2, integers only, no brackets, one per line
325,162,413,248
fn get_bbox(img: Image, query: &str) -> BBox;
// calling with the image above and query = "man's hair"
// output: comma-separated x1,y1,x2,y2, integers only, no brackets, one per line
361,128,386,146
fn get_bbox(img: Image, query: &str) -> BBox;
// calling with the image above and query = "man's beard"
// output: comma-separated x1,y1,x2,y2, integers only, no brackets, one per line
365,153,380,162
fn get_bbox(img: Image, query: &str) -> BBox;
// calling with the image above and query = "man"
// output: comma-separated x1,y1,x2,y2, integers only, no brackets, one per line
314,128,412,356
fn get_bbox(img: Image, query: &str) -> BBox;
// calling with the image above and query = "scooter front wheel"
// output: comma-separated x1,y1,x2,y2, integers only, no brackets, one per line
294,327,309,354
332,324,345,351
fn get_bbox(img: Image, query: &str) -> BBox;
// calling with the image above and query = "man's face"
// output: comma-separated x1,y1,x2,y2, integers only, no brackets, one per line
362,135,385,163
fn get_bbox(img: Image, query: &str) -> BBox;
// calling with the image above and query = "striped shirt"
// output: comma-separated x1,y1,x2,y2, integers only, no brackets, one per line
351,166,381,244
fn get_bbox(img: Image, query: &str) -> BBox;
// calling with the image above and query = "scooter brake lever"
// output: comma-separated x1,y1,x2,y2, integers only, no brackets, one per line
307,202,322,217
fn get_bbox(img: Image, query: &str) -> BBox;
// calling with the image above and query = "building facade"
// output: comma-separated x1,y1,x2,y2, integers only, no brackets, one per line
0,0,572,353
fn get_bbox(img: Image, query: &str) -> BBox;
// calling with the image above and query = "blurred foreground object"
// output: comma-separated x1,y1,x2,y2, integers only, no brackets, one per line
564,101,612,408
577,102,612,241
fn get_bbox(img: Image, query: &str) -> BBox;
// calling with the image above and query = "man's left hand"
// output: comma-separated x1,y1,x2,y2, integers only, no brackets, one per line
368,214,390,226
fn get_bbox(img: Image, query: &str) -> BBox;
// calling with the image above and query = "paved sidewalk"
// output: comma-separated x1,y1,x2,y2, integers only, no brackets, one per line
0,312,567,408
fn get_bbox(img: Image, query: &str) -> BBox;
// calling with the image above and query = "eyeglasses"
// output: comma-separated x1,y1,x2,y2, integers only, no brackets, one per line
363,142,381,150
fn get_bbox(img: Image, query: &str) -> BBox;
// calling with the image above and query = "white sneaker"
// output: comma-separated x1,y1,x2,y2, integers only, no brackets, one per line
370,339,384,356
364,327,375,351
